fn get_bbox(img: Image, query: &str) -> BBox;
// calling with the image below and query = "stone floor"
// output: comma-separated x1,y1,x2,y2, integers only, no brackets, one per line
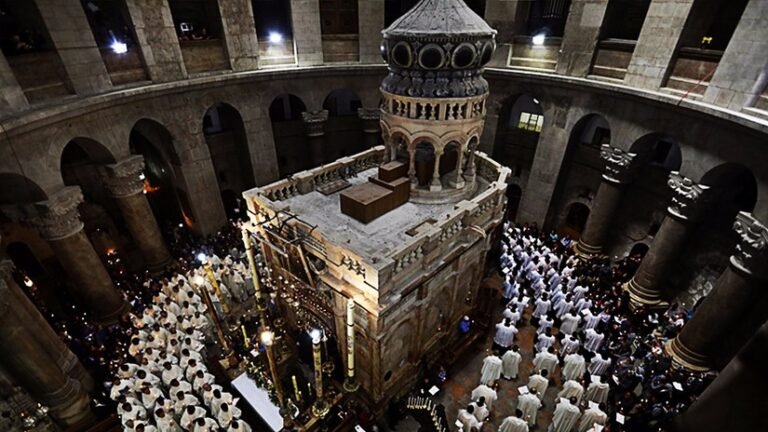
395,298,563,432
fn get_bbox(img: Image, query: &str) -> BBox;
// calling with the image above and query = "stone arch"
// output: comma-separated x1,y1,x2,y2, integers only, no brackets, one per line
562,201,591,239
492,94,544,172
129,119,186,227
202,102,255,219
322,88,365,159
545,113,611,230
0,173,48,205
629,242,650,258
269,94,308,177
322,88,362,116
629,132,683,171
414,139,437,187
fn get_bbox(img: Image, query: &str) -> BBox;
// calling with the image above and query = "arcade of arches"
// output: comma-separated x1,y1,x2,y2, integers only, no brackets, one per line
0,0,767,432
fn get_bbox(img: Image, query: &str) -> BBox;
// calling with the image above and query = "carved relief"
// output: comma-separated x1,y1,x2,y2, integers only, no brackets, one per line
731,212,768,279
103,155,146,198
666,172,710,220
302,110,329,137
600,144,637,184
30,187,85,241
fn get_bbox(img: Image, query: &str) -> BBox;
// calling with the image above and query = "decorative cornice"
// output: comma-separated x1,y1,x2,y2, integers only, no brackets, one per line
666,172,710,221
29,187,85,241
302,110,329,137
103,155,146,198
730,212,768,280
600,144,637,184
357,107,380,122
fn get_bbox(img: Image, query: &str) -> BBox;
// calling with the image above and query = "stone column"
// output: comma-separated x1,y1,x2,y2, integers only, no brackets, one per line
358,0,384,63
484,0,526,67
125,0,188,82
0,51,28,116
451,151,465,189
430,151,443,191
666,212,768,371
556,0,610,77
103,156,172,273
408,148,417,185
290,0,324,66
702,0,768,110
624,0,695,90
358,108,381,151
35,0,112,95
0,261,93,392
30,188,127,324
625,172,710,307
302,110,329,167
574,145,636,258
219,0,260,71
0,274,94,428
463,147,477,182
670,318,768,432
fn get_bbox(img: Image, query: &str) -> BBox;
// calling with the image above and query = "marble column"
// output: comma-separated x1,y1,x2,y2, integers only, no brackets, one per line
358,108,381,151
574,145,636,258
302,110,329,167
430,151,443,192
670,318,768,432
666,212,768,371
30,187,127,324
0,261,93,392
625,172,710,307
103,156,172,273
0,274,94,428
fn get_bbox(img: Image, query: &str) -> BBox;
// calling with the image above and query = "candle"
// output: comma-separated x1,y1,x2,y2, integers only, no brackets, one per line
241,325,249,348
292,375,301,402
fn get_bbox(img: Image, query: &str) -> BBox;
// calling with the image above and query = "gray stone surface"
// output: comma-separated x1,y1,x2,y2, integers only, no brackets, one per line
291,0,324,66
125,0,188,82
35,0,112,94
358,0,385,63
0,52,28,116
384,0,495,37
703,0,768,110
555,0,609,77
624,0,695,90
219,0,260,71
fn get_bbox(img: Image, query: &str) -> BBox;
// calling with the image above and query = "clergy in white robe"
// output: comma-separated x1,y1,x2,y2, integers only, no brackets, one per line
227,420,252,432
502,307,521,325
180,405,207,431
458,406,482,431
587,354,612,376
193,417,220,432
560,335,581,356
517,391,542,426
119,402,147,427
560,313,581,336
549,398,581,432
494,320,518,350
527,371,549,398
498,412,529,432
557,380,584,405
582,309,600,330
577,405,607,432
532,296,551,318
161,362,184,387
502,347,522,380
154,409,181,432
584,378,610,404
480,353,503,385
534,330,555,352
583,329,604,353
216,402,242,428
532,349,558,376
468,399,489,422
470,384,498,410
562,353,586,382
537,315,554,334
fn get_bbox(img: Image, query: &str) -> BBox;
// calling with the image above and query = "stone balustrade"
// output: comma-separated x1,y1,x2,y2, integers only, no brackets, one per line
381,91,487,122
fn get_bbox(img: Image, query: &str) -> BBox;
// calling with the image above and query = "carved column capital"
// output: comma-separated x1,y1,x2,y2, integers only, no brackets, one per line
103,155,146,198
30,187,85,241
358,107,381,134
302,110,329,137
666,171,710,221
600,144,637,184
731,212,768,280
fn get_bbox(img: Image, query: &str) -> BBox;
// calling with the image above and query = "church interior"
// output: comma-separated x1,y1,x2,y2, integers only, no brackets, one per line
0,0,766,431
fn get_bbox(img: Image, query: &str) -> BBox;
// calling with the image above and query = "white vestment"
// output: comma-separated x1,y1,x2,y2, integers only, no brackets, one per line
517,393,542,426
584,382,609,404
532,351,558,375
502,350,522,380
528,374,548,398
577,408,607,432
498,416,529,432
494,324,518,348
549,399,581,432
562,354,586,382
535,334,555,352
480,355,503,385
560,313,581,335
469,401,489,422
561,336,581,356
557,380,584,405
470,384,498,410
584,329,604,352
458,409,482,431
587,356,612,376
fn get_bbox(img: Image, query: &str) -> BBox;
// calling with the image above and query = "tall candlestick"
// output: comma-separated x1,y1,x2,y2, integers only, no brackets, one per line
241,325,249,348
311,330,329,417
292,375,301,402
343,298,359,392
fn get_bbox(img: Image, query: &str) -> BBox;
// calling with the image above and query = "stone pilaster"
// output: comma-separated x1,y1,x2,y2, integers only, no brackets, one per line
626,172,710,307
125,0,188,82
624,0,695,90
0,275,94,428
103,156,172,273
574,145,636,257
358,108,382,150
703,0,768,110
666,212,768,371
290,0,324,66
303,110,329,167
29,187,127,324
0,51,28,116
35,0,112,94
219,0,260,71
358,0,385,63
556,0,610,77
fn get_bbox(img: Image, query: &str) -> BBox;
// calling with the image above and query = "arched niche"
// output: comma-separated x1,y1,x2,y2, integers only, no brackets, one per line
323,88,365,160
269,94,308,177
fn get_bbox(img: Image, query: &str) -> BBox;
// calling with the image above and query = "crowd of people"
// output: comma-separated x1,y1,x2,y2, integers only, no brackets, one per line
456,222,713,432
